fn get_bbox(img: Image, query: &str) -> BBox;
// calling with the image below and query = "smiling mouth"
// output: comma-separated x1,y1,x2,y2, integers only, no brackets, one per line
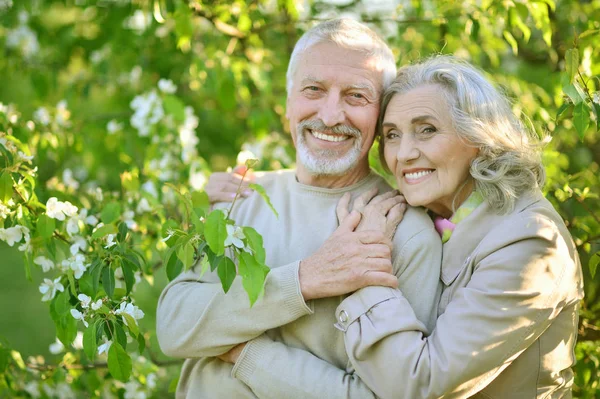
404,170,433,182
309,130,351,143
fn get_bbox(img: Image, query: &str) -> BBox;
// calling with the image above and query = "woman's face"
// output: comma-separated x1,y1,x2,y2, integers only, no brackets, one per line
382,84,479,218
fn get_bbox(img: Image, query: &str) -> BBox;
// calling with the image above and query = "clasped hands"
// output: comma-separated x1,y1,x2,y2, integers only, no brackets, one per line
218,188,406,364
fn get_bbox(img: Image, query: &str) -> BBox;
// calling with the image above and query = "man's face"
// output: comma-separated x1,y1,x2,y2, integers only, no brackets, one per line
286,42,383,177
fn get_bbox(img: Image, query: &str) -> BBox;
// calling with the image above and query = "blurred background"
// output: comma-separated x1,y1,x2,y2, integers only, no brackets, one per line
0,0,599,397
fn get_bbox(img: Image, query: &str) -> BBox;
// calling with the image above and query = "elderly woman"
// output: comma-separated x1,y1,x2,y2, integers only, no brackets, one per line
333,55,584,398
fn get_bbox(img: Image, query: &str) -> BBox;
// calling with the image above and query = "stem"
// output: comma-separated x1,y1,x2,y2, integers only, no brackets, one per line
227,168,250,218
576,195,600,226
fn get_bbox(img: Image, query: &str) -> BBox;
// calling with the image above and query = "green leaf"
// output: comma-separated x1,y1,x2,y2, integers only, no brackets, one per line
113,321,128,348
205,209,227,256
163,95,185,122
0,172,13,203
592,102,600,131
556,102,572,121
590,253,600,279
91,223,117,240
565,48,579,84
562,83,585,105
67,272,77,297
117,222,128,242
177,242,195,269
102,266,115,298
502,31,518,55
107,342,132,382
165,248,184,281
238,252,270,306
573,102,590,140
55,313,77,348
83,320,98,361
121,261,135,295
578,29,599,40
248,183,278,218
243,227,265,264
37,214,55,239
169,377,180,393
88,259,104,296
101,202,121,224
206,246,223,272
122,313,139,337
217,257,237,293
136,331,146,355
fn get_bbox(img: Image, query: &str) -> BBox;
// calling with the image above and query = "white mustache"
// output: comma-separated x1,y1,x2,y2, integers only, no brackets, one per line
297,120,361,138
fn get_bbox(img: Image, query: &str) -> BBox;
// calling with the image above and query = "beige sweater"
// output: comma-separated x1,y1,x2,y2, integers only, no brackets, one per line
157,170,442,398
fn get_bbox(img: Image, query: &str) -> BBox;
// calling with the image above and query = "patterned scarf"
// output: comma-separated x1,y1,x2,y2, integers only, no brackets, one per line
433,191,484,243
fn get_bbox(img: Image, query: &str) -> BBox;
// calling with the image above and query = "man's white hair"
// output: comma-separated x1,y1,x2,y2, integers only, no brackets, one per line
286,18,397,94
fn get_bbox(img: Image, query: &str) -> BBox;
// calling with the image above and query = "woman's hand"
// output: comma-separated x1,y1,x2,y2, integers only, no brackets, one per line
336,188,407,240
205,166,255,204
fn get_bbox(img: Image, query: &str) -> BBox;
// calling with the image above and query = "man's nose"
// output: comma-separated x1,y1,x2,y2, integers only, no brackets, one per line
318,93,345,127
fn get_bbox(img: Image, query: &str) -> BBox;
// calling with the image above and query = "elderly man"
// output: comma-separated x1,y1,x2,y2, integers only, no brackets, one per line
157,18,441,398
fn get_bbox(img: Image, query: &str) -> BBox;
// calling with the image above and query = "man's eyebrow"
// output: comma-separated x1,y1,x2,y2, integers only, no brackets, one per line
382,121,397,128
299,76,322,86
346,83,377,97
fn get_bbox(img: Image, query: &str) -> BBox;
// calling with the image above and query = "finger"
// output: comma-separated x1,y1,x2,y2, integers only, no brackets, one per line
207,192,237,203
362,243,391,259
387,203,406,226
364,257,393,273
336,193,351,224
353,187,378,211
337,210,362,233
361,271,398,289
357,230,388,245
367,190,397,206
368,195,404,214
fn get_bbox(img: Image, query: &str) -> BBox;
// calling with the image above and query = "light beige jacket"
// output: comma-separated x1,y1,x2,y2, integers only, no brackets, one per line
335,191,584,399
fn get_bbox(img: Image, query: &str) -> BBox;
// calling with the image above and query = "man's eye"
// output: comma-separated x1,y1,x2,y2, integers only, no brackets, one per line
422,126,437,134
350,93,365,99
385,130,399,140
305,86,320,91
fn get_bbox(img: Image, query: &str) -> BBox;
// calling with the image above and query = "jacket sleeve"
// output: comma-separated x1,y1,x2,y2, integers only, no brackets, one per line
156,261,313,358
337,215,579,399
232,334,379,399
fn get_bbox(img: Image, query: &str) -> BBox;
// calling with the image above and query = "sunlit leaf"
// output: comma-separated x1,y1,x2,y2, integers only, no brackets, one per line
248,183,278,218
107,342,132,382
573,102,590,140
205,209,227,256
217,257,236,293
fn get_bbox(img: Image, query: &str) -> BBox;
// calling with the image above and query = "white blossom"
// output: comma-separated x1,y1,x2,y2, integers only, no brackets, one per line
146,373,157,389
91,298,103,311
158,78,176,94
55,100,70,127
114,301,145,327
124,379,147,399
189,163,207,191
61,253,88,279
0,201,10,219
179,106,199,163
124,10,151,33
107,119,123,134
224,224,245,249
23,381,40,398
39,277,64,302
6,14,39,59
17,151,33,162
34,256,54,272
0,0,13,12
46,197,78,221
63,168,80,190
97,337,112,355
33,107,50,125
105,234,117,249
49,338,65,355
78,293,92,308
70,309,88,327
141,180,158,198
70,235,87,255
54,382,75,399
72,331,84,350
130,90,164,137
0,226,23,246
136,197,152,214
593,92,600,105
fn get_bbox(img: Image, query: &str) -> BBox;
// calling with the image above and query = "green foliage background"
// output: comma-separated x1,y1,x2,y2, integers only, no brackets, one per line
0,0,599,397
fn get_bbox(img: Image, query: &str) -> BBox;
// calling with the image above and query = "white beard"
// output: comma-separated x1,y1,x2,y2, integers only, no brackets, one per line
295,122,363,176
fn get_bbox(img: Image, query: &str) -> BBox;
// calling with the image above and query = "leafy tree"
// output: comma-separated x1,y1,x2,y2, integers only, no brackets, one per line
0,0,598,397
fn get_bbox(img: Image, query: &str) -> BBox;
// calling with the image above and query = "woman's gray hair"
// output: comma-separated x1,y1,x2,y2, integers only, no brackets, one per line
378,55,547,214
286,18,397,93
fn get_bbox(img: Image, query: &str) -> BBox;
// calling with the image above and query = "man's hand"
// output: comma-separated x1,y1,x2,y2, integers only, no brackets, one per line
337,188,406,240
299,211,398,301
217,342,247,364
205,166,255,204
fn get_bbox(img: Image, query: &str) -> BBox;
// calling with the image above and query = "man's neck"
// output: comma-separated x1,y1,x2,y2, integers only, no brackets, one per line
295,162,371,189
